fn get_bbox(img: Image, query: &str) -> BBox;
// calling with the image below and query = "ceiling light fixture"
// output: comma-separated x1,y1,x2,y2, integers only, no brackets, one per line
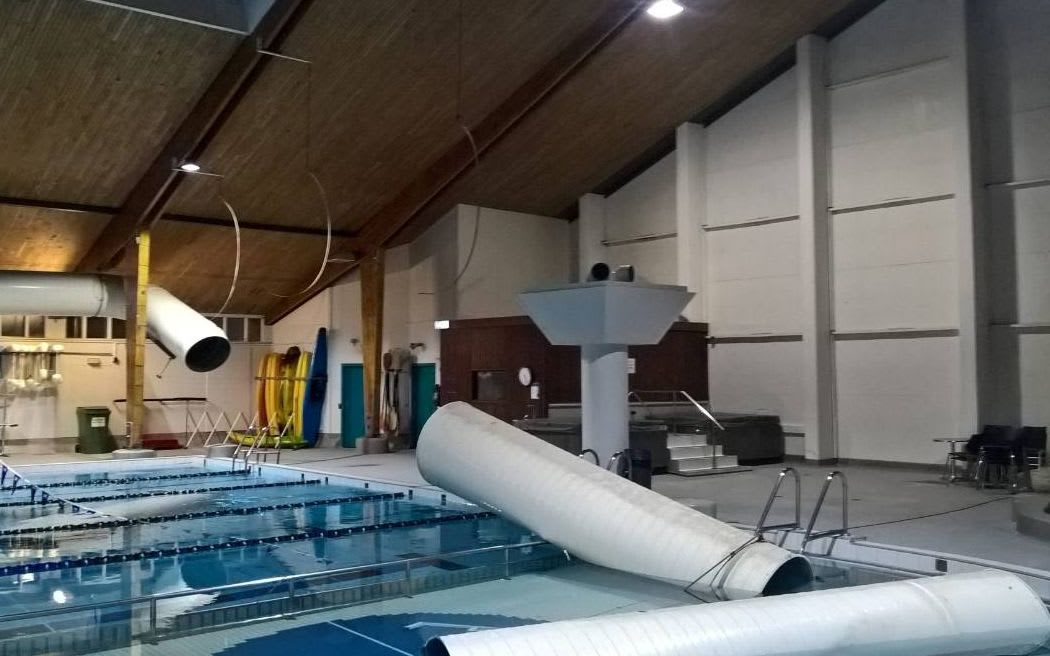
179,162,201,172
646,0,684,19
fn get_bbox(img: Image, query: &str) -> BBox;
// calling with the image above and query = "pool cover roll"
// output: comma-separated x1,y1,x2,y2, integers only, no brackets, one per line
416,402,811,601
424,570,1050,656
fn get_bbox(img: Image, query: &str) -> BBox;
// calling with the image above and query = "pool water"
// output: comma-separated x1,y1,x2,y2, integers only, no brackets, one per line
0,458,563,655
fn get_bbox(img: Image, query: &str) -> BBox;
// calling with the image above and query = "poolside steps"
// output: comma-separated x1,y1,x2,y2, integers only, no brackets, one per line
666,432,746,476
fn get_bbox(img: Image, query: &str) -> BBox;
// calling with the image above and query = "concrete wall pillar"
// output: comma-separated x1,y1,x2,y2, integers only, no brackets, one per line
948,0,989,433
675,122,707,322
797,34,837,462
578,193,607,281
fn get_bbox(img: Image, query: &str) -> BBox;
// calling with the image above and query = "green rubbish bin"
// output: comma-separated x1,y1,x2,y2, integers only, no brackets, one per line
76,406,117,454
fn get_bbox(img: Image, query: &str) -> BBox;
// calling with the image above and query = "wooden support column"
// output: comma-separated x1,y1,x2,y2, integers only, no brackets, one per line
125,231,150,449
360,250,385,438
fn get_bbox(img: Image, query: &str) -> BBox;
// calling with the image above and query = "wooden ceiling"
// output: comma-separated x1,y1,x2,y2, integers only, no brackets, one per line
0,0,866,319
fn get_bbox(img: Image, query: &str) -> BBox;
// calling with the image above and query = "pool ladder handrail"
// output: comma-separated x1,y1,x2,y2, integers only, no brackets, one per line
578,449,599,465
754,467,802,536
242,417,287,466
802,470,850,546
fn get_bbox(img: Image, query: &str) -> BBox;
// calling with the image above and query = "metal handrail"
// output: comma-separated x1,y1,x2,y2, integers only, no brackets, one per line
578,449,599,465
627,390,650,419
802,471,849,545
606,451,632,480
628,389,724,431
0,539,551,625
755,467,801,535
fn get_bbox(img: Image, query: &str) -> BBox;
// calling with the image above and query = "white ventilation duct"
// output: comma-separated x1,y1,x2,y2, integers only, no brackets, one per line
425,570,1050,656
416,402,812,601
0,271,230,372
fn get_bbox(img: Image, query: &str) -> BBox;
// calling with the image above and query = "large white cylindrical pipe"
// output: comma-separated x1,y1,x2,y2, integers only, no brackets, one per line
580,343,629,459
417,402,811,600
0,271,125,317
144,286,229,372
0,271,229,372
426,570,1050,656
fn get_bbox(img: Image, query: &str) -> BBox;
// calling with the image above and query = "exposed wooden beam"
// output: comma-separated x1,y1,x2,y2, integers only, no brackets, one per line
0,194,354,239
75,0,312,273
125,230,151,450
0,195,114,216
359,250,384,441
265,1,646,323
162,213,357,240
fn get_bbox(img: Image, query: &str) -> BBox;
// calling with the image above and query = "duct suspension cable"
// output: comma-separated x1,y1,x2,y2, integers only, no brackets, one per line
418,8,481,297
215,195,242,315
155,355,174,379
260,53,335,299
683,535,763,603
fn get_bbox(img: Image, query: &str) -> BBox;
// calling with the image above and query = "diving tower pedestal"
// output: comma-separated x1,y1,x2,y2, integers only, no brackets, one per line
518,281,692,461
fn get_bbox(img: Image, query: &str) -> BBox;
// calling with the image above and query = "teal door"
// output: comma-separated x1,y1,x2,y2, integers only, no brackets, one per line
341,364,365,448
411,363,437,448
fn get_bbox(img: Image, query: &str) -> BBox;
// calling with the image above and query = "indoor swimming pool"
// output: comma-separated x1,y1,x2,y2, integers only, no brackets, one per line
0,457,1046,656
0,457,564,656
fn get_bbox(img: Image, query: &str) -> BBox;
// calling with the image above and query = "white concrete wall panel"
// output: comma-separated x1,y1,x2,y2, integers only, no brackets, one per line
832,200,958,330
605,239,677,285
707,221,802,335
705,69,798,226
827,0,953,86
604,153,676,239
829,64,955,208
835,337,959,463
977,0,1050,185
708,341,804,427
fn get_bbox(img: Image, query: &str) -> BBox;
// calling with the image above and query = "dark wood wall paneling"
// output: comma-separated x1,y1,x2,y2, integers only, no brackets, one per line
439,316,708,422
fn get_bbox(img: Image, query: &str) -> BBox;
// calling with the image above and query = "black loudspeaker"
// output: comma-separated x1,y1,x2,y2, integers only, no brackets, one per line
612,265,635,282
587,262,610,281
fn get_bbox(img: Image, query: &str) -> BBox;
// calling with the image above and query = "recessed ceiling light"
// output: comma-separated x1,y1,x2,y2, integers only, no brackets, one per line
646,0,684,19
179,162,201,172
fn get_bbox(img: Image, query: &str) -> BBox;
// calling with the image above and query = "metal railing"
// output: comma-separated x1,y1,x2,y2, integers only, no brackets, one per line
606,451,632,480
628,389,724,432
803,471,849,546
755,467,801,535
578,449,599,465
0,539,551,636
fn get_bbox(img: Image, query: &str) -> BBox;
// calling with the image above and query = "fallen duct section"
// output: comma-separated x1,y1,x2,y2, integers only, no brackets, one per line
0,271,229,372
424,570,1050,656
416,402,812,601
